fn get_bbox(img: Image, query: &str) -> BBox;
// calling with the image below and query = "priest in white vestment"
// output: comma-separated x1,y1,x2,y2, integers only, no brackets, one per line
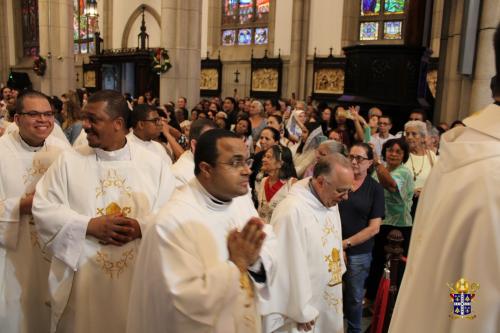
127,104,172,165
0,91,69,333
389,29,500,333
171,118,215,187
262,154,354,333
127,129,276,333
32,90,175,333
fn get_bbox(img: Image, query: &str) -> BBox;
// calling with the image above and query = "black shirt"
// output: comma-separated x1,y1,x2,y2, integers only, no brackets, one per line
339,176,385,255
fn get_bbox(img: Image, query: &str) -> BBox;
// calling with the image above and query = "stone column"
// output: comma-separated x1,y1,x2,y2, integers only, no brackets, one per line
0,0,10,84
435,0,499,124
160,0,202,109
287,0,310,100
38,0,75,96
469,0,500,112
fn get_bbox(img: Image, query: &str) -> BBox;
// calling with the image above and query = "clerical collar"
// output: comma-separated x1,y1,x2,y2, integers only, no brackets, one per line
95,140,131,161
308,178,327,208
16,131,46,152
195,178,233,208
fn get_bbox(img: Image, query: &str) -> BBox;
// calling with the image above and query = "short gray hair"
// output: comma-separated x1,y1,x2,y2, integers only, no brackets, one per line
251,100,264,115
313,153,352,179
404,120,427,137
318,140,347,156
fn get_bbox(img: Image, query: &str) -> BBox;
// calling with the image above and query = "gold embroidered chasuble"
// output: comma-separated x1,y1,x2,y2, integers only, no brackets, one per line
262,178,345,333
127,179,277,333
0,132,67,333
33,142,175,333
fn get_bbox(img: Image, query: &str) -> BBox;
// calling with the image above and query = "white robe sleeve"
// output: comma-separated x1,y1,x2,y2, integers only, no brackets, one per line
32,154,90,271
127,218,242,332
0,190,21,249
135,159,175,232
264,205,319,324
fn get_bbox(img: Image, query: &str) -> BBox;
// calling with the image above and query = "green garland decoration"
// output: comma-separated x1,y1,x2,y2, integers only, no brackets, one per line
152,48,172,75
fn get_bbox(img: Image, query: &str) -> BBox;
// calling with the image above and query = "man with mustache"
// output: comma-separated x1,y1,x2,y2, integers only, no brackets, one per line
127,129,276,333
32,90,175,333
0,90,69,332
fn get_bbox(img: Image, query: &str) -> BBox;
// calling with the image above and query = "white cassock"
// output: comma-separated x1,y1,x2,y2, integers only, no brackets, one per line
0,132,68,333
32,141,175,333
127,178,277,333
171,150,195,187
262,178,345,333
6,122,70,148
126,131,172,165
389,104,500,333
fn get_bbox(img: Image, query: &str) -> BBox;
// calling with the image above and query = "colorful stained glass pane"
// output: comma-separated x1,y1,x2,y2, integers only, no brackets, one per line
257,0,270,14
22,0,40,56
384,21,402,39
238,29,252,45
222,29,236,46
224,0,238,16
384,0,405,14
361,0,380,16
255,28,268,44
359,22,379,40
239,0,254,24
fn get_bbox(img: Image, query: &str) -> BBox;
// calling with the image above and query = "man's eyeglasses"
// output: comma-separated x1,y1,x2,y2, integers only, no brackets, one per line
219,158,254,169
19,111,55,119
378,122,390,126
348,154,369,163
142,117,163,125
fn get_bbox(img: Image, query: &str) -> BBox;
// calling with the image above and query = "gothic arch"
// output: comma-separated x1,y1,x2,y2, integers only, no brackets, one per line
121,4,161,48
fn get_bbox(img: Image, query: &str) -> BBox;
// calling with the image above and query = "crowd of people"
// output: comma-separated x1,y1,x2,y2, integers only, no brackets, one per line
0,23,498,333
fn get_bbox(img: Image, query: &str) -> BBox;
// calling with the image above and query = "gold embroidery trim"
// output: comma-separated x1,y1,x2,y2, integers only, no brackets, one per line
95,169,132,198
325,247,342,287
323,290,342,313
95,249,135,279
23,159,48,185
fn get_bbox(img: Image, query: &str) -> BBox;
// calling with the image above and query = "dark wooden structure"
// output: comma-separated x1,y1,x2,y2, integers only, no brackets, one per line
250,50,283,99
82,5,158,98
83,48,158,97
338,45,432,131
200,52,223,97
311,48,346,101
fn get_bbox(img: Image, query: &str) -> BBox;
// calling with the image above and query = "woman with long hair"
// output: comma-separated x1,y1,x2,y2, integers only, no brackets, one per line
61,100,83,145
257,145,297,223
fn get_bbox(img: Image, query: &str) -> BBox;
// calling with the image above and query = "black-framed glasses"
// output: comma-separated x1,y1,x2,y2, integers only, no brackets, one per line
19,111,55,119
142,117,163,125
348,154,369,163
218,158,254,169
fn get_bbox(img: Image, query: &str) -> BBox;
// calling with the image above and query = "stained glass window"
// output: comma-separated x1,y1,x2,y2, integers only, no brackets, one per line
74,0,98,54
221,0,269,46
359,0,407,41
222,30,236,45
21,0,40,57
361,0,381,16
238,29,252,45
255,28,268,44
384,21,402,39
222,0,238,24
360,22,379,40
384,0,406,14
238,0,253,24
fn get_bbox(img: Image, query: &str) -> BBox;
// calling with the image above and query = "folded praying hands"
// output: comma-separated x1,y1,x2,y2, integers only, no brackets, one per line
227,217,266,272
87,214,142,246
